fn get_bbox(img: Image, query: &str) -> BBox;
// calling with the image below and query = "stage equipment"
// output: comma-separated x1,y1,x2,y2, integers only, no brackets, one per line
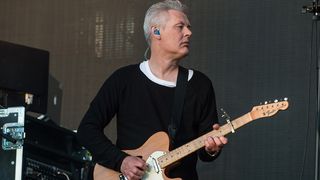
23,114,92,180
0,107,25,180
0,40,49,114
1,106,92,180
302,1,320,179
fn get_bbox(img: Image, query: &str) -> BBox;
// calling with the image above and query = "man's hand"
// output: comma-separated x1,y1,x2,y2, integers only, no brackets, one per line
120,156,147,180
204,124,228,155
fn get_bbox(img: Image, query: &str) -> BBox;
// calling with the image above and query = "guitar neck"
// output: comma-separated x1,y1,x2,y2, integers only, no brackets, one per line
158,113,253,168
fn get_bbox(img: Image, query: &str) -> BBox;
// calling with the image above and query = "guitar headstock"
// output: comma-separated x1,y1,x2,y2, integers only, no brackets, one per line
250,98,289,120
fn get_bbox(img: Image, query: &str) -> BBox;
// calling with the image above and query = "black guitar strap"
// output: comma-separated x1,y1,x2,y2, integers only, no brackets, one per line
168,66,188,146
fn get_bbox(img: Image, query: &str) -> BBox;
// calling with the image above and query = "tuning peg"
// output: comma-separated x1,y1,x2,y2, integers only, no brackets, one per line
284,97,288,101
264,101,268,104
274,99,278,103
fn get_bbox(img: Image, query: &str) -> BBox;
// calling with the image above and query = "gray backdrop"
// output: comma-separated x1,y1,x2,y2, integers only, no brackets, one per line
0,0,317,179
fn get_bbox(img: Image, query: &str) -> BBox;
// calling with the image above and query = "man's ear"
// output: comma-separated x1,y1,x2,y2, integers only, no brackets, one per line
151,26,161,40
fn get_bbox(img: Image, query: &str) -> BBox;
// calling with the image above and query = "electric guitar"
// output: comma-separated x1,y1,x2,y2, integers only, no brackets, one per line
94,99,289,180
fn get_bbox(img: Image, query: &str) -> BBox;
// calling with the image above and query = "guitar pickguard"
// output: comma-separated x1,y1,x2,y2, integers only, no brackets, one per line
143,151,166,180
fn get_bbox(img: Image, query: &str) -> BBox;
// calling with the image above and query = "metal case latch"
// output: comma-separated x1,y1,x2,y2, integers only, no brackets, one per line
2,123,25,150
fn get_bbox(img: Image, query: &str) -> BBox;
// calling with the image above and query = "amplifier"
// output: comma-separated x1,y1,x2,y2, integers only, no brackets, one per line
23,115,92,180
1,107,92,180
24,157,72,180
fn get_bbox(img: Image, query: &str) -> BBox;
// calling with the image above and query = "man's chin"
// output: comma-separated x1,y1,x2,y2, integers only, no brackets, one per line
176,52,189,60
172,48,190,60
181,49,190,57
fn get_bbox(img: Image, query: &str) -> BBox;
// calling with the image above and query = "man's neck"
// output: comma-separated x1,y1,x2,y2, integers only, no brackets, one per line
148,55,180,82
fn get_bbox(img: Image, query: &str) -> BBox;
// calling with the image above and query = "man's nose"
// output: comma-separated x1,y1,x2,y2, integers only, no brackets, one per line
184,27,192,37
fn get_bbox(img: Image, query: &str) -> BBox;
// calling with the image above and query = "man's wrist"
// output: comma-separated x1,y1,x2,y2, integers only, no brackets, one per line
206,149,220,157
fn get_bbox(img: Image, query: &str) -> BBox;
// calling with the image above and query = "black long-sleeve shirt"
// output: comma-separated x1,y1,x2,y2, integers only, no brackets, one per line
77,62,219,179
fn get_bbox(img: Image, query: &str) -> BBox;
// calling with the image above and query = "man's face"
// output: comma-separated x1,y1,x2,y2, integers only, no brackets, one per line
158,10,192,59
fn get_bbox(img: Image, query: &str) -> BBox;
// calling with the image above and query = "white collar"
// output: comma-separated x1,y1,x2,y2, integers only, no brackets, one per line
139,60,193,87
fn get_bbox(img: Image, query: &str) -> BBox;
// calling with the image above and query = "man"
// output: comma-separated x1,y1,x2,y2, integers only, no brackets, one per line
77,0,227,179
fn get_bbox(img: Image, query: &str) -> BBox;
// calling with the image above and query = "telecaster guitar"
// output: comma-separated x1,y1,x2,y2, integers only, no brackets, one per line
94,99,289,180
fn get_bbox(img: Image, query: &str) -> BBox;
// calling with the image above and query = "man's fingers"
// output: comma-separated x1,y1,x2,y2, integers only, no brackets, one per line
134,157,148,171
204,124,229,154
126,171,142,180
129,167,145,179
121,156,147,180
204,136,228,153
124,167,145,180
213,136,228,147
212,124,220,130
220,136,228,145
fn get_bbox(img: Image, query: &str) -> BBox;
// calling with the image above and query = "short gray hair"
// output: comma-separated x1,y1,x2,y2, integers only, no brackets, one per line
143,0,188,45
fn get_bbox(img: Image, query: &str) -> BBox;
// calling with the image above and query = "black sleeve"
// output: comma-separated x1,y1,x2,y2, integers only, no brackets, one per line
76,70,128,171
197,81,221,162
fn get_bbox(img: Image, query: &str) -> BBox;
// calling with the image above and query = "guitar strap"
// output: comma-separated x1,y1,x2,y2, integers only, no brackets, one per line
168,66,188,146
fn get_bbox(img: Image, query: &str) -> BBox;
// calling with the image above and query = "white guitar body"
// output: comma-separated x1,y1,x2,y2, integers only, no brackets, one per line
94,131,181,180
143,151,167,180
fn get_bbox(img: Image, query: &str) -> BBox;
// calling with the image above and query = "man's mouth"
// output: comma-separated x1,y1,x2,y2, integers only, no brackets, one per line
181,41,190,47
